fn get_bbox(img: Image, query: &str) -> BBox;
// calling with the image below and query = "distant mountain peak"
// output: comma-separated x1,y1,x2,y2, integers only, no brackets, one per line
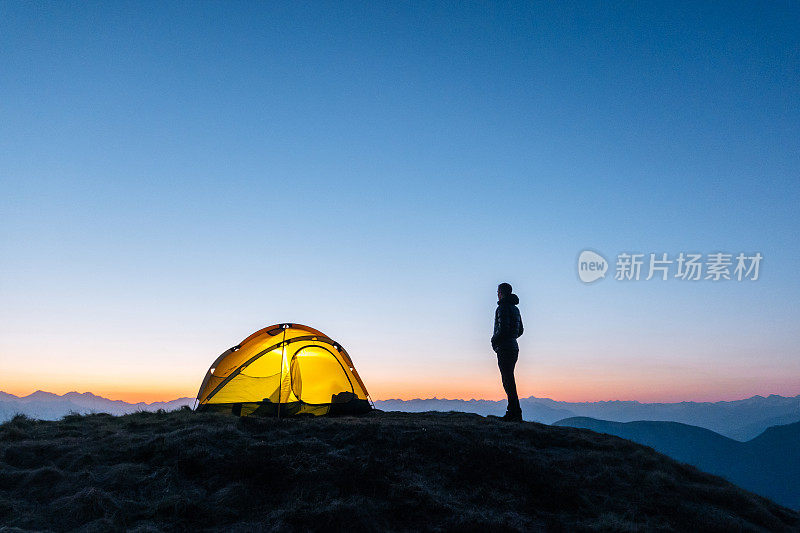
63,391,100,399
24,390,60,400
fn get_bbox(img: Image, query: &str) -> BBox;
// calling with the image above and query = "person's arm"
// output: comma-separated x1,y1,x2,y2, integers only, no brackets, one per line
494,305,513,340
517,311,524,338
491,307,501,348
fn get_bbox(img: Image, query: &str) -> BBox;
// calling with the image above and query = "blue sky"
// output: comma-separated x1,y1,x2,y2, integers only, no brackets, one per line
1,2,799,401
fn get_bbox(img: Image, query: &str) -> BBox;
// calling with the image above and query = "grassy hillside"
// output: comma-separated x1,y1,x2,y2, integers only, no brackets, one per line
1,410,798,532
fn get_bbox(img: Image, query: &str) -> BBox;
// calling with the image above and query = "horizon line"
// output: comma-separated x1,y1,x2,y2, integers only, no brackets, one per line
3,389,799,406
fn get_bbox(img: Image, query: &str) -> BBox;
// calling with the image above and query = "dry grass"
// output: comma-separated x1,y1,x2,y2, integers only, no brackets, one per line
0,409,798,532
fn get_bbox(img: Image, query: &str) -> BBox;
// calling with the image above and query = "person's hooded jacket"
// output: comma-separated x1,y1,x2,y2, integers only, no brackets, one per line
491,294,524,352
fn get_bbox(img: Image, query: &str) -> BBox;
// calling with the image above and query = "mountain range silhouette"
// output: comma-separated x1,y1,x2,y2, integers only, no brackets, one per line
554,417,800,509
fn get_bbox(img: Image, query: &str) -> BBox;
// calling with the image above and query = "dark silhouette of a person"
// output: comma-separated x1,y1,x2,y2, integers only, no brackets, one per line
491,282,524,421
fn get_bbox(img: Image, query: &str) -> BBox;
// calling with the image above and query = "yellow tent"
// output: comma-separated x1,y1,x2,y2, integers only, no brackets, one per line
196,323,372,417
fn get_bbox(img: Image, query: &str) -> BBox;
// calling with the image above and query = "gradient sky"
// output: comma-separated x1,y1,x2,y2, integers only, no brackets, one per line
2,2,799,403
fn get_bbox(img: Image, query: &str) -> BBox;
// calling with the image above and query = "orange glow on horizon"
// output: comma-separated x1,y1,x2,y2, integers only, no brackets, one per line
3,385,197,405
3,378,798,405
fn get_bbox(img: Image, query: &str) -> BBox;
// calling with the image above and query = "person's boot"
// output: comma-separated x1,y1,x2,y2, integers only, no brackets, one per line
498,409,523,422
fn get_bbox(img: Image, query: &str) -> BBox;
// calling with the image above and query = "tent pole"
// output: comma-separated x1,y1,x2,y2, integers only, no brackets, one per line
277,326,287,419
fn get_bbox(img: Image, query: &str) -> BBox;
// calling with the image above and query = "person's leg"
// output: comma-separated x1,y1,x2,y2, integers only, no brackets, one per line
497,349,521,415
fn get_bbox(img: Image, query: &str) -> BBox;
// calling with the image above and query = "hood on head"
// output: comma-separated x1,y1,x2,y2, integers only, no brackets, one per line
499,294,519,305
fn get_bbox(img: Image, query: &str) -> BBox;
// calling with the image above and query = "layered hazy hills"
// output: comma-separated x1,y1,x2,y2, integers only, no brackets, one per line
4,391,799,441
0,391,194,422
376,394,800,441
1,410,798,531
554,417,800,510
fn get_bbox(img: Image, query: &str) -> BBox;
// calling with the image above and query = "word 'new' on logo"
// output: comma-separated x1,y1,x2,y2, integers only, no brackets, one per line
578,250,608,283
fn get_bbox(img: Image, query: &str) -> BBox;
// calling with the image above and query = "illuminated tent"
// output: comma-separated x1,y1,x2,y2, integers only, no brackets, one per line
196,323,372,417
